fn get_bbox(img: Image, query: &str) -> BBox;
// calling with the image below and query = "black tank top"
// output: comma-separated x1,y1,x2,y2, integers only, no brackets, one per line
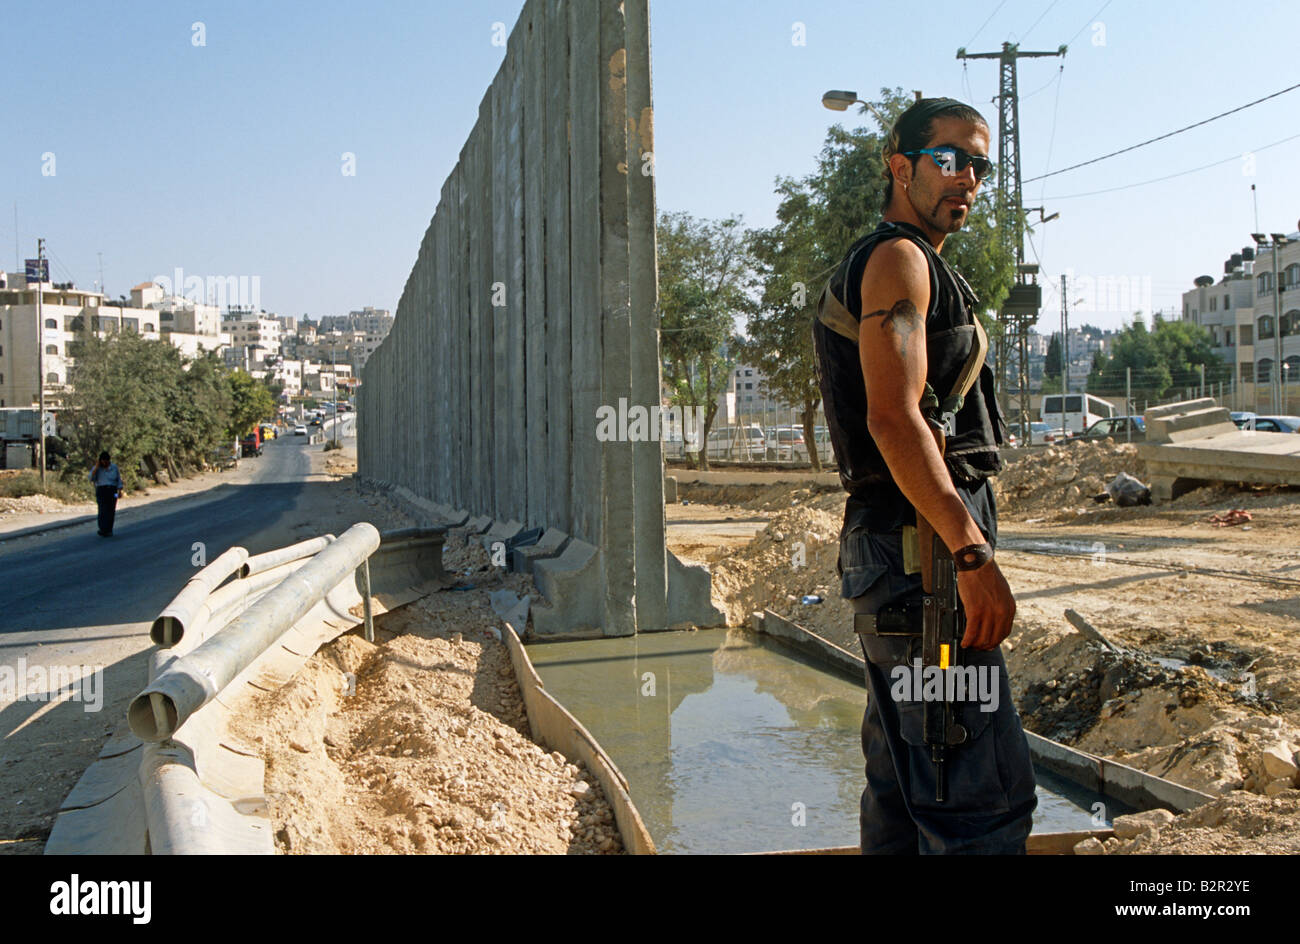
813,220,1006,538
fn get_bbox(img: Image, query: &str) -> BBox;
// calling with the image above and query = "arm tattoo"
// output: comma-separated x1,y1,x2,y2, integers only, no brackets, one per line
862,299,922,355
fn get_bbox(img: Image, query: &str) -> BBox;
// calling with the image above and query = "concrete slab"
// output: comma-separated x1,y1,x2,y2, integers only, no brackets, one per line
479,518,525,552
532,538,603,636
511,527,570,574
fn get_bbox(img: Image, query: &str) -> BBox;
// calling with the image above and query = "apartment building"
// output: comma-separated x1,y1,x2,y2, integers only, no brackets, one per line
1182,231,1300,403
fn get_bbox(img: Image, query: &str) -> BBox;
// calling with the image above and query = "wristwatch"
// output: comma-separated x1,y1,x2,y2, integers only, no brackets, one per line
953,541,994,571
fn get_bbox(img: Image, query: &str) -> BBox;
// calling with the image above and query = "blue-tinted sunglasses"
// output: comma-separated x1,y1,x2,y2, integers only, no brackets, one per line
903,146,995,182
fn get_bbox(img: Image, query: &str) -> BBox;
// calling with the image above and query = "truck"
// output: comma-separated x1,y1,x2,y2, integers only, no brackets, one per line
239,426,263,458
0,408,57,442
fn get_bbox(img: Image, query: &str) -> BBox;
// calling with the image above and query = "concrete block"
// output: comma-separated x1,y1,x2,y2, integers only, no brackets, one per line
479,518,525,552
663,475,678,504
665,551,725,630
511,528,570,574
532,539,603,636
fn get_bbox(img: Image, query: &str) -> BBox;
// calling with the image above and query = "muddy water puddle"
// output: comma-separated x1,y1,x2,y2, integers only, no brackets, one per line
528,628,1119,853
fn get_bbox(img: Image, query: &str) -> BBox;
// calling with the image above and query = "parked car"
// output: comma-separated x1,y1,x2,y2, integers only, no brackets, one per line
1082,416,1146,443
1231,411,1257,429
765,426,808,461
1006,421,1066,445
704,425,766,460
1249,415,1300,433
294,424,308,436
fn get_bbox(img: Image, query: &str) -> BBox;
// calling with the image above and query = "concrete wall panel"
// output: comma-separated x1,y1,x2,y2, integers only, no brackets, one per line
360,0,714,635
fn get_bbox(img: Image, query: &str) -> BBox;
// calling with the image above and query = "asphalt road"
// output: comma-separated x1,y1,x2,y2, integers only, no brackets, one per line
0,433,335,848
0,434,314,638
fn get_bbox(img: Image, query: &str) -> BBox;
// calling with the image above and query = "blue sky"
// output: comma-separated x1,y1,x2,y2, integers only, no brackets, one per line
4,0,1298,332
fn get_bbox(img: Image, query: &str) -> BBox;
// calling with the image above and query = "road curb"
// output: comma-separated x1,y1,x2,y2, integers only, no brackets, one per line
0,512,100,542
0,482,244,544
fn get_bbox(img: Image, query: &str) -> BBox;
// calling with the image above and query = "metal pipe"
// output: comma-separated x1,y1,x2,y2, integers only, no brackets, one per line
129,522,380,741
240,534,334,577
150,546,249,647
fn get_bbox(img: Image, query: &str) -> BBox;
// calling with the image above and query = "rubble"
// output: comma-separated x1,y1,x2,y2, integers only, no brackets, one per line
991,440,1146,518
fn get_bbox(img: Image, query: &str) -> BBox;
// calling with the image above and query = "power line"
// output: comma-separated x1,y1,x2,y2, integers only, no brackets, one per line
1022,0,1064,43
1066,0,1114,47
1043,130,1300,199
964,0,1009,50
1025,81,1300,182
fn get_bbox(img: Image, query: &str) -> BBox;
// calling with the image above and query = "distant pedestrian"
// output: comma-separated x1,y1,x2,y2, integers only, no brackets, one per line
89,451,124,537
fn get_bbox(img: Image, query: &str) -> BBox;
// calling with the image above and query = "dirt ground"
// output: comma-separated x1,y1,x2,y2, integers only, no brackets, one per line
671,442,1300,854
230,526,624,855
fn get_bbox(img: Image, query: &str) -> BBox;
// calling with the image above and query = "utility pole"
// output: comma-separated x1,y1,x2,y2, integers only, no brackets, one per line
958,41,1067,444
1060,273,1069,433
35,238,47,488
1126,367,1132,442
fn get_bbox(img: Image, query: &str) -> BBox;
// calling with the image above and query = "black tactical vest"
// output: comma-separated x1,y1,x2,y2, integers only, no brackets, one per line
813,220,1006,503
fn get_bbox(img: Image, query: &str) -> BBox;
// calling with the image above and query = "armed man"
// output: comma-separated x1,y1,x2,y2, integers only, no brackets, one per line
813,97,1038,854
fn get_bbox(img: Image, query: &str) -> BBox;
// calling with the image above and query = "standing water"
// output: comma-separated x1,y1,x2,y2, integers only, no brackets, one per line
528,628,1123,854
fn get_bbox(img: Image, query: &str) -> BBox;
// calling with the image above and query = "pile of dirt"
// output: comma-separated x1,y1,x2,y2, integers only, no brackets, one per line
677,480,843,513
707,496,858,649
0,494,79,515
232,524,623,855
992,441,1147,519
1006,614,1300,798
1088,791,1300,854
325,453,357,477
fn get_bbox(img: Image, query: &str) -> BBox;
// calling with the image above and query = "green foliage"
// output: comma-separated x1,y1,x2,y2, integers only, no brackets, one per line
228,369,276,440
0,470,90,503
1044,333,1062,380
1087,313,1224,400
62,334,273,486
657,210,757,468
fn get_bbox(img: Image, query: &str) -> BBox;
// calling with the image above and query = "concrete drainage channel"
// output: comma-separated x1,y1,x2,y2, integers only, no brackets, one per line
48,509,1210,855
526,614,1214,855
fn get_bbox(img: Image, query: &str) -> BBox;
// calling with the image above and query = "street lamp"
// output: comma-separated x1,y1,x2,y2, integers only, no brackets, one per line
821,89,922,126
1251,232,1289,412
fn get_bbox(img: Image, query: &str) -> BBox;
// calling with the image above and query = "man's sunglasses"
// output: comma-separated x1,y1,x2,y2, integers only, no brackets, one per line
903,146,995,182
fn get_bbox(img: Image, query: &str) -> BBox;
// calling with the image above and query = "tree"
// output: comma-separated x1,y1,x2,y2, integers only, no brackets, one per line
1087,313,1222,402
63,334,254,487
1044,333,1062,380
64,333,178,487
657,211,757,470
228,370,276,441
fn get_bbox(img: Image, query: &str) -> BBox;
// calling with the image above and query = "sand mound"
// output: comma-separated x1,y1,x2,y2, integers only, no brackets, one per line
992,441,1147,518
231,524,624,855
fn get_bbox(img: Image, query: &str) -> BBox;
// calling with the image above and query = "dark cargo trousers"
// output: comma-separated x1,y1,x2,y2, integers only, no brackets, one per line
843,527,1037,854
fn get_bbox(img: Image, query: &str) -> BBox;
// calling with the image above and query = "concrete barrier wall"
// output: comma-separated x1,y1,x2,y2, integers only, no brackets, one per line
359,0,720,636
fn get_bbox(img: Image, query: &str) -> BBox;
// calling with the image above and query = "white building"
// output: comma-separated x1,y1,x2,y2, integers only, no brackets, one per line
0,273,163,409
1182,231,1300,407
